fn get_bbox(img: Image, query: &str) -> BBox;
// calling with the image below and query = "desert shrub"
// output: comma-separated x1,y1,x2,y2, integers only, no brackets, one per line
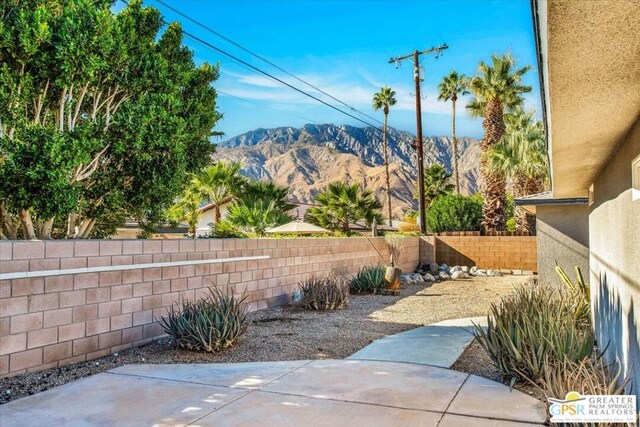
426,194,482,233
542,357,629,427
398,221,420,233
158,288,248,352
473,283,593,383
556,265,591,328
350,265,386,294
298,276,349,310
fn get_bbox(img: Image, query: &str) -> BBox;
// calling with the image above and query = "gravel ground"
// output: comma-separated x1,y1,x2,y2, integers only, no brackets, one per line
1,275,528,404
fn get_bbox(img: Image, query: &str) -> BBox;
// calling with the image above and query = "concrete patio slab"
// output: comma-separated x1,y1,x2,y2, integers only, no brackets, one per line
262,359,468,413
347,316,487,367
447,374,546,423
110,360,309,389
0,359,547,426
0,372,248,427
439,413,538,426
195,390,443,427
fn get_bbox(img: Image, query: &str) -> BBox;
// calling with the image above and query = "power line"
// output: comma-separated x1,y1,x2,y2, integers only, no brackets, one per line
118,0,384,133
217,90,321,124
153,0,384,127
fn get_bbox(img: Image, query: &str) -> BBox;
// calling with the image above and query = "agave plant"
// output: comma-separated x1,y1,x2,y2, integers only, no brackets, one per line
350,265,386,294
298,276,349,310
473,283,593,383
158,287,248,352
555,265,591,328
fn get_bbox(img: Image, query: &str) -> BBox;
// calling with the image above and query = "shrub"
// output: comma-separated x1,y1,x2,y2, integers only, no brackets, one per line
426,194,482,233
473,283,593,383
158,287,248,352
541,357,629,427
298,276,349,310
207,219,246,238
350,265,386,294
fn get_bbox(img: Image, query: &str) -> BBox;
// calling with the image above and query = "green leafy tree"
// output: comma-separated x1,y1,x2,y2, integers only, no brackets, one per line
372,86,397,225
487,108,548,233
413,164,455,208
426,194,483,233
0,0,220,239
466,53,531,231
306,182,383,232
438,71,469,194
192,162,246,224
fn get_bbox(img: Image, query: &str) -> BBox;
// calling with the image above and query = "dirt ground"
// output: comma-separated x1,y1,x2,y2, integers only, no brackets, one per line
1,275,529,404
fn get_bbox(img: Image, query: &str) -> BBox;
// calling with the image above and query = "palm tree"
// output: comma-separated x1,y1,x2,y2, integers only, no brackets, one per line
227,199,292,236
438,71,469,194
306,182,383,233
242,181,296,213
466,53,532,231
487,109,548,233
192,162,246,223
167,183,202,238
372,86,397,226
413,163,455,208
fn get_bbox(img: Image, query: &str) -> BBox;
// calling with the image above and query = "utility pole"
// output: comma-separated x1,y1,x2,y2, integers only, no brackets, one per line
389,44,448,234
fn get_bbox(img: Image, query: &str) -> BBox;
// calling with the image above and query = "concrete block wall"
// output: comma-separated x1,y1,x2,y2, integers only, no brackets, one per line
425,236,537,271
0,237,419,377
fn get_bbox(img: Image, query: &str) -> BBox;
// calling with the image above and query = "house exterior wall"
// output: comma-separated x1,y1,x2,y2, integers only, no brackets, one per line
0,237,419,377
589,118,640,397
196,206,229,236
536,204,589,285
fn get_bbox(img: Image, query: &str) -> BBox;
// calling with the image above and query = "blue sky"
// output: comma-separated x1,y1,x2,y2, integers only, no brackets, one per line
123,0,541,139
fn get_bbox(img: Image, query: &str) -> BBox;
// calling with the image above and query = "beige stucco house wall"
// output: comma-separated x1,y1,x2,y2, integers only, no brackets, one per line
589,119,640,393
536,204,589,285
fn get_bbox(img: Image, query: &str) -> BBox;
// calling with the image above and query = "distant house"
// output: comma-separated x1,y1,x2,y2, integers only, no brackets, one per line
521,0,639,400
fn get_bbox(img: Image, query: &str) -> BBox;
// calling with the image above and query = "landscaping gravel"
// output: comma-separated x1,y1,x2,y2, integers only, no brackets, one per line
0,275,529,404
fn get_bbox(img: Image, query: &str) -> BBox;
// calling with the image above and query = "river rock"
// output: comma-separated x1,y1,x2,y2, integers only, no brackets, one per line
451,271,469,279
439,271,450,280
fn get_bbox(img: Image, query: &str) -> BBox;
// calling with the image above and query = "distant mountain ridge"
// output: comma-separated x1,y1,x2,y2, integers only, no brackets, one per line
214,124,481,218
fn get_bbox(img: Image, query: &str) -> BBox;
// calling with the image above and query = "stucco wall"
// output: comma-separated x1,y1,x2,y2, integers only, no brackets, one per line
589,118,640,397
0,237,419,377
536,204,589,285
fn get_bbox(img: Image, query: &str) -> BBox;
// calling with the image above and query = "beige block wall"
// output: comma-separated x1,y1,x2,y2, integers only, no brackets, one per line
0,237,419,377
589,119,640,397
427,236,537,271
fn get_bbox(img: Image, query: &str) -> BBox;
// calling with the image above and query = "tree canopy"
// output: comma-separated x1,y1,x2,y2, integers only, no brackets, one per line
0,0,221,239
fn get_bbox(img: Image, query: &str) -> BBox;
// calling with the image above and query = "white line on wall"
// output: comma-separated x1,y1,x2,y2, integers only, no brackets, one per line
0,255,271,280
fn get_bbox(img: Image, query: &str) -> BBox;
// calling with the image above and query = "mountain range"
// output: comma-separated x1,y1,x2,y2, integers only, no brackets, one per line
213,124,482,218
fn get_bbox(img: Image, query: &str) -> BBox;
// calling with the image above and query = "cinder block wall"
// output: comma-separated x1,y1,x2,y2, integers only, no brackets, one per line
424,236,537,271
0,237,419,377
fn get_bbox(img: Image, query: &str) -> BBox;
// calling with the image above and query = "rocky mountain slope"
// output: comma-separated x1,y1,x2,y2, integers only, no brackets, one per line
213,124,481,218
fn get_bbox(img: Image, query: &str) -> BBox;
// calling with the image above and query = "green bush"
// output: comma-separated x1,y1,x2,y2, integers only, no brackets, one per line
426,194,483,233
158,288,248,352
298,276,349,310
350,265,386,294
473,283,593,383
207,219,246,238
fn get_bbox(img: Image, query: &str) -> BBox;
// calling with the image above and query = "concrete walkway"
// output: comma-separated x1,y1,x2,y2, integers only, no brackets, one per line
1,359,546,426
348,317,487,368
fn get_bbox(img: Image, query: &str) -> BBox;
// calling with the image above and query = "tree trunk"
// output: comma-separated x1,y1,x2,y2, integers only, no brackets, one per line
77,218,96,239
19,209,36,240
214,205,221,223
514,174,544,234
451,99,460,194
0,204,18,240
382,113,393,225
39,217,55,240
66,213,77,238
481,98,507,231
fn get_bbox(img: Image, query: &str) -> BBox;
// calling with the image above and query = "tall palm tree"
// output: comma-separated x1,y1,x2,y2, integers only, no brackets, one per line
488,109,548,233
192,162,246,223
305,182,383,233
438,71,469,194
372,86,397,226
466,53,531,231
412,163,455,208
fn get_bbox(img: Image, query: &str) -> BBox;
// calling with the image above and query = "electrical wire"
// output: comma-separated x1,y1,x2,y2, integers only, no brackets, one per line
118,0,385,134
153,0,384,127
